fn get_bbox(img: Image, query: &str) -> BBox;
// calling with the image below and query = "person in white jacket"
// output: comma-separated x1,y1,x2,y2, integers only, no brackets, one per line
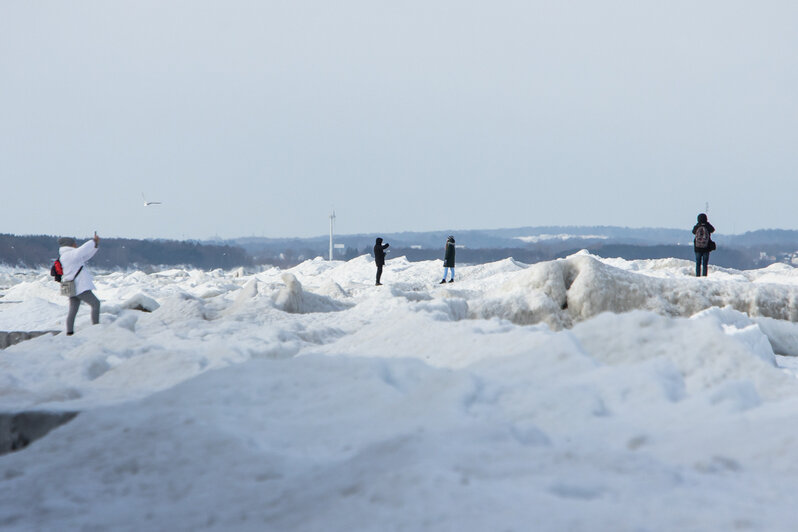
58,233,101,335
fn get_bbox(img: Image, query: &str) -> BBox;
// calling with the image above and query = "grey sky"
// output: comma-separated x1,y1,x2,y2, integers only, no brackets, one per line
2,1,796,240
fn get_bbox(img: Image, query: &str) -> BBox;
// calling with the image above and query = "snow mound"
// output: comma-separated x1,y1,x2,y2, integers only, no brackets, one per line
3,280,61,304
4,255,798,529
470,254,798,329
751,316,798,357
150,292,211,321
273,273,351,314
118,293,160,312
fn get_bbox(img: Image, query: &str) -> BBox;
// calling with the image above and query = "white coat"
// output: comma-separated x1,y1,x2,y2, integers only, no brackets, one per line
59,240,98,296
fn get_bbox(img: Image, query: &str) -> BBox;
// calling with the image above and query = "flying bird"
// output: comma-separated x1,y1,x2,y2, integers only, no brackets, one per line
142,193,162,206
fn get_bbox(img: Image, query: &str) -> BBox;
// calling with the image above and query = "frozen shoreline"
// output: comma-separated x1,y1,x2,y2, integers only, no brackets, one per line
2,253,798,530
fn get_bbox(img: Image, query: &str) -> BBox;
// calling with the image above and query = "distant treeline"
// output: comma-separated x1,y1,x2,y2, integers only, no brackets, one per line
0,234,251,270
0,233,781,271
232,226,798,270
392,244,759,269
252,244,764,270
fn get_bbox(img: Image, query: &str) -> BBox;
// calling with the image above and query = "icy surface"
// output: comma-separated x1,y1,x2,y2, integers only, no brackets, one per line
2,253,798,530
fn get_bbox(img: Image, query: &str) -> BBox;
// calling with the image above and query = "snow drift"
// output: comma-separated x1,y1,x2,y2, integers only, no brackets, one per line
3,253,798,530
470,252,798,330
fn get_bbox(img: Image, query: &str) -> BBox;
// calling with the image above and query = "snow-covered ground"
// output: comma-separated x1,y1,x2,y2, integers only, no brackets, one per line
2,252,798,531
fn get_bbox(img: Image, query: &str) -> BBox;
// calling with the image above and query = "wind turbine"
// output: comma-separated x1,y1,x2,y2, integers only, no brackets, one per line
142,193,162,206
329,209,336,261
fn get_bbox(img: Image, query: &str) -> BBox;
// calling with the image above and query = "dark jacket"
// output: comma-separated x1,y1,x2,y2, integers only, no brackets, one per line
373,238,389,266
692,213,715,251
443,237,455,267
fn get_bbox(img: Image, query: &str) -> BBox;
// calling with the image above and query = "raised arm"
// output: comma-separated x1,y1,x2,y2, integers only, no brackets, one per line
72,239,99,263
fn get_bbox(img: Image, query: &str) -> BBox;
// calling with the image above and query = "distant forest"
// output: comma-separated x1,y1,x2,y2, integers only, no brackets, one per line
0,231,792,271
250,244,765,270
0,234,251,270
379,245,761,270
231,226,798,270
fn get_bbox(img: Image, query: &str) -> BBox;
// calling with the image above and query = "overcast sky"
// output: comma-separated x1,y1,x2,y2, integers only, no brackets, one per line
2,1,796,240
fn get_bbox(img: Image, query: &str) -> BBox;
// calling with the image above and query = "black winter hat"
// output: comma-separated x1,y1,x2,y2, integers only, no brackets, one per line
376,237,383,244
447,235,455,243
697,213,708,223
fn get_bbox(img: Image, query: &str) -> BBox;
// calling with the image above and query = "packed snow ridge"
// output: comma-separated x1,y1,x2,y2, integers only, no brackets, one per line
470,251,798,333
3,252,798,530
2,251,798,406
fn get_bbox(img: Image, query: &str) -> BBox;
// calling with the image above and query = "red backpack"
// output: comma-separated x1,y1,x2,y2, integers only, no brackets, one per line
50,260,63,282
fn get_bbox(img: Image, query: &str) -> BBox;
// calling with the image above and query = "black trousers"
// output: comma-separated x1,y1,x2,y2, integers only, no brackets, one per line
376,264,383,284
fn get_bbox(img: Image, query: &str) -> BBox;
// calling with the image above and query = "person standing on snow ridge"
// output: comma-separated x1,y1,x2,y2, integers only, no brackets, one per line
59,232,101,335
692,213,715,277
440,235,456,284
373,237,389,285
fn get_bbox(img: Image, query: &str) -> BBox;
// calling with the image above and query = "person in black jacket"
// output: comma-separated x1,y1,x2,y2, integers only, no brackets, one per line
373,237,389,285
692,213,715,277
440,235,456,284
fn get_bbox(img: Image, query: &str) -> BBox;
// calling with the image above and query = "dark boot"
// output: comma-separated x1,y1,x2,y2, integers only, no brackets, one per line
448,279,454,283
439,279,446,284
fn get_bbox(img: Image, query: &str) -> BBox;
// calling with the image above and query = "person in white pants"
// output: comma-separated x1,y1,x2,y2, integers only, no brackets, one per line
58,233,101,335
